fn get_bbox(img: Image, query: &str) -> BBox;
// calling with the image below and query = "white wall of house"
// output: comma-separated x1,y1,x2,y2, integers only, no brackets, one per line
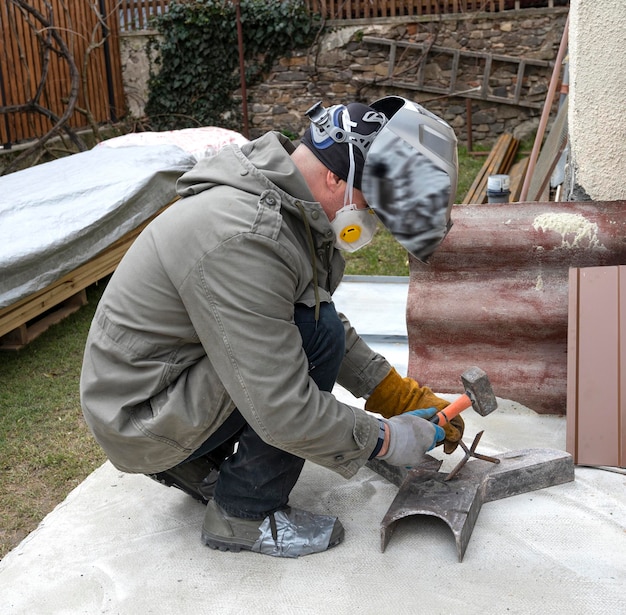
569,1,626,200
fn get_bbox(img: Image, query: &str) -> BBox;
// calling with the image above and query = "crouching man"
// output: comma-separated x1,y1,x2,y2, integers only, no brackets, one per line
80,96,462,557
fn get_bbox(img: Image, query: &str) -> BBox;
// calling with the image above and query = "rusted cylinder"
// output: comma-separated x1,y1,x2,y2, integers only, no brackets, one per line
407,201,626,414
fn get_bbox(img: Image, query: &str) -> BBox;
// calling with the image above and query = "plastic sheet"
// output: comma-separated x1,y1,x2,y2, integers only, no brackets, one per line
0,128,248,309
0,144,192,308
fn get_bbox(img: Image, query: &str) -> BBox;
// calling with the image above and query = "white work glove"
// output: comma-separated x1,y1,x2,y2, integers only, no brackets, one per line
379,411,445,467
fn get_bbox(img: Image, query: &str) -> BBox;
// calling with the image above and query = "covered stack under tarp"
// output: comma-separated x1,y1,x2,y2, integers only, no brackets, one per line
0,127,248,310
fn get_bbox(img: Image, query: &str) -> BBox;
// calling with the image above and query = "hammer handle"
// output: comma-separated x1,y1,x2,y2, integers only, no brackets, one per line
431,394,472,426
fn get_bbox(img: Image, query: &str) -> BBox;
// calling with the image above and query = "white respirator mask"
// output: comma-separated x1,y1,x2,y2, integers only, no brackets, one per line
331,204,378,252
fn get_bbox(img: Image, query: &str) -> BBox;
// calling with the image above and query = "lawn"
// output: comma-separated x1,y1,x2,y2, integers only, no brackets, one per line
0,146,485,560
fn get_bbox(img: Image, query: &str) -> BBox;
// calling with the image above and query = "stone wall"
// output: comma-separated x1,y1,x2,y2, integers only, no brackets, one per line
246,9,568,144
119,32,160,120
119,8,568,147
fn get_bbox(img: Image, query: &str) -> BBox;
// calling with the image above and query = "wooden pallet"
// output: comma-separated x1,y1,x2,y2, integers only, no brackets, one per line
461,133,520,204
0,201,175,350
0,290,88,351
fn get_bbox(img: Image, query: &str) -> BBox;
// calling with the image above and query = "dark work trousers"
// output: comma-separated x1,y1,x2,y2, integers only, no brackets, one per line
184,301,346,519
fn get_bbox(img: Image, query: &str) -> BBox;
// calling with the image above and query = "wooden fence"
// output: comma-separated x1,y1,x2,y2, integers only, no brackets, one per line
119,1,506,31
119,0,567,32
0,0,125,146
1,0,566,146
307,0,506,20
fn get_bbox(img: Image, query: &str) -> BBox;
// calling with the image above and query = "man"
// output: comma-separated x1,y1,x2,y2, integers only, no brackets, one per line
80,96,462,558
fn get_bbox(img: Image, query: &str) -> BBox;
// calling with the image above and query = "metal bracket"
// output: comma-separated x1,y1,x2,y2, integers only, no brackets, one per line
368,447,575,562
444,430,500,481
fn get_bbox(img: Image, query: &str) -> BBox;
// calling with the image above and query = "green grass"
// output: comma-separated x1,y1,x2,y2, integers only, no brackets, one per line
456,144,488,201
0,147,483,560
344,223,410,276
0,282,108,558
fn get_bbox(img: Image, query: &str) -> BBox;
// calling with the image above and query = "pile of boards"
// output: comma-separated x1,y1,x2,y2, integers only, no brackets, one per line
461,133,529,204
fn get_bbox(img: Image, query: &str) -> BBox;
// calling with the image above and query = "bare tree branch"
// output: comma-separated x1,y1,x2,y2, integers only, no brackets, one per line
1,0,86,175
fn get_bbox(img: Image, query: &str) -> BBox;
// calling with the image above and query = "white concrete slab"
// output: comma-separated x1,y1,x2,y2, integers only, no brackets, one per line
333,275,409,337
1,276,625,614
333,275,410,375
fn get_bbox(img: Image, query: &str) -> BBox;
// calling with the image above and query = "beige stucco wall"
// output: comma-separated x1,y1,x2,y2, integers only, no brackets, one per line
569,1,626,200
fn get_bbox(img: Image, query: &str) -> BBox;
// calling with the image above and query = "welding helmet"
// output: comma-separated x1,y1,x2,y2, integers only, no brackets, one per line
362,96,458,262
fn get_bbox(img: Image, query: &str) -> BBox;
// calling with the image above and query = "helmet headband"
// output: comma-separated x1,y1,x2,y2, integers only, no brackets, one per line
301,102,387,190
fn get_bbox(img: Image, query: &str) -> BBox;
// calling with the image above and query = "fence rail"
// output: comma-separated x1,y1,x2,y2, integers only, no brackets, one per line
306,0,506,20
119,0,567,32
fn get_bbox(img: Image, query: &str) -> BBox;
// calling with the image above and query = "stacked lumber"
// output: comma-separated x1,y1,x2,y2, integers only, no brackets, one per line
508,156,530,202
0,201,175,350
461,133,521,204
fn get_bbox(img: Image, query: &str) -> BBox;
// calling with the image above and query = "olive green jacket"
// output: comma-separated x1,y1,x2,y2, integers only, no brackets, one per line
80,132,391,476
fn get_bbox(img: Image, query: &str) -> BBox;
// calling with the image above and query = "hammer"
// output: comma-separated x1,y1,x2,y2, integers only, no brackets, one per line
431,366,498,426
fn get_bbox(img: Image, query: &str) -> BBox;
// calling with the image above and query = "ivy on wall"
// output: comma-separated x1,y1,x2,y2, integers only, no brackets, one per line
145,0,320,132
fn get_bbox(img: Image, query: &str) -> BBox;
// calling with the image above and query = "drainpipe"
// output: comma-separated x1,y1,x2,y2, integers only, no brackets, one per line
98,0,117,122
234,0,249,138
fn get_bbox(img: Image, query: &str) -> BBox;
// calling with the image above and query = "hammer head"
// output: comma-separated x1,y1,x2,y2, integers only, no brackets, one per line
460,366,498,416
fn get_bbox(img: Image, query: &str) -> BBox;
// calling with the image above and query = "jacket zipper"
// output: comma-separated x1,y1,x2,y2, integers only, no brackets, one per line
322,242,333,293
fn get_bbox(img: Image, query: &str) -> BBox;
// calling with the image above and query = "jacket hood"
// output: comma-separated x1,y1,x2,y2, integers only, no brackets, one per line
176,132,320,223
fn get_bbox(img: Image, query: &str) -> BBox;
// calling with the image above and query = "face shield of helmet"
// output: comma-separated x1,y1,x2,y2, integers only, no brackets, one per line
361,100,458,263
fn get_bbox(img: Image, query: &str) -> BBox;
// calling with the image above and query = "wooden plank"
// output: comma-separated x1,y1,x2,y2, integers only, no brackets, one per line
481,54,493,99
462,133,519,204
0,289,87,351
567,266,624,467
449,49,460,94
384,81,545,109
508,156,529,202
388,41,397,78
526,97,569,202
9,0,33,139
102,0,125,119
513,60,526,105
52,2,74,120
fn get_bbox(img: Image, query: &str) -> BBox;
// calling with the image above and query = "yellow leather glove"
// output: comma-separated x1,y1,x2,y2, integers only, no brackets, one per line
365,367,464,454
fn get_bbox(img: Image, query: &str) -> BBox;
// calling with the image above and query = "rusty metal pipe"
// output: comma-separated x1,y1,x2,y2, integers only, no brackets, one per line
407,200,626,414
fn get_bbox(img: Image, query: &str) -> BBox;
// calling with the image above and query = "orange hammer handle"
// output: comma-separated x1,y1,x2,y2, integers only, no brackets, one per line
432,394,472,426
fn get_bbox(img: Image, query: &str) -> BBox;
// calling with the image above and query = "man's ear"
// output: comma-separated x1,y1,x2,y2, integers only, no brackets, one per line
326,170,344,194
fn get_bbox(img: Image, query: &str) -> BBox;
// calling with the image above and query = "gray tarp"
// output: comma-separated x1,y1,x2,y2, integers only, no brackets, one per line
0,127,250,310
0,144,195,309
